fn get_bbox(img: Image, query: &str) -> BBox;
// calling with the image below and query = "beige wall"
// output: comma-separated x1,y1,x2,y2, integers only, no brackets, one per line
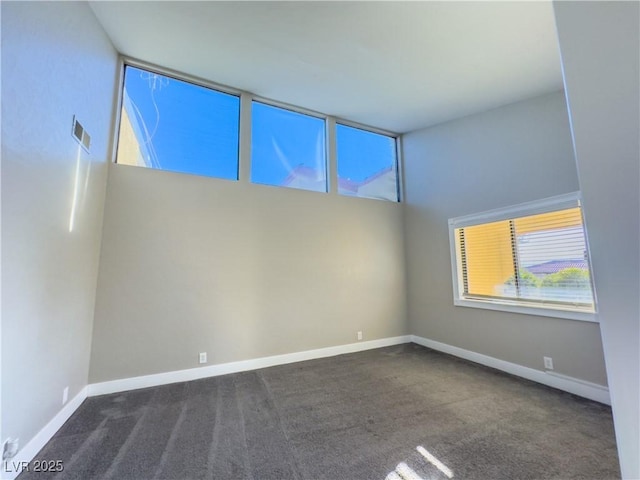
402,91,608,386
89,165,407,383
554,2,639,476
1,1,117,456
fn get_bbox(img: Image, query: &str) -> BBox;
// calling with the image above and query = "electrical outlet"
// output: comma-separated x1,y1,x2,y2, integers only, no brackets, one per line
357,331,363,341
544,356,554,370
62,386,69,405
3,438,19,460
199,352,207,364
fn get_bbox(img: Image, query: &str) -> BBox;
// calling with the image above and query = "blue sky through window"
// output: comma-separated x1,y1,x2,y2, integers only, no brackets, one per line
122,66,240,180
336,124,398,201
336,124,396,183
121,66,398,200
251,102,326,191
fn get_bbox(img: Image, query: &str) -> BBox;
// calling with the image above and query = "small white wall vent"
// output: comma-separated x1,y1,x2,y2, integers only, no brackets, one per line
72,116,91,152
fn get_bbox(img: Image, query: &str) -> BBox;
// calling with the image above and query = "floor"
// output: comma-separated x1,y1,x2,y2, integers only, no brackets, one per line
18,343,620,479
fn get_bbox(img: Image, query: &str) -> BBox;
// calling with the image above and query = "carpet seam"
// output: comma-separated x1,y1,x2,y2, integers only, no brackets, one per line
257,370,305,480
151,389,189,479
205,378,224,478
233,374,255,480
50,416,110,480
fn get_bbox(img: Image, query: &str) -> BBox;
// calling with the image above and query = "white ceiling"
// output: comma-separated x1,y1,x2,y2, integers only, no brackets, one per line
89,1,564,134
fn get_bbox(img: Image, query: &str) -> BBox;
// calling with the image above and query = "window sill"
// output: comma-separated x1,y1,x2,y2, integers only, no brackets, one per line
453,297,598,323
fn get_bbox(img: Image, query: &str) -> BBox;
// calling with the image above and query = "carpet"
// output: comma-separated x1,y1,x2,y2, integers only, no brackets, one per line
17,343,620,479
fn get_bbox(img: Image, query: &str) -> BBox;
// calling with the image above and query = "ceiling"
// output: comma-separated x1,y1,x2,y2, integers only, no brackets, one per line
89,1,564,134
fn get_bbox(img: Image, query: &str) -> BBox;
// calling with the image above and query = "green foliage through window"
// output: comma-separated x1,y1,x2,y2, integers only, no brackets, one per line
541,268,591,290
505,270,541,287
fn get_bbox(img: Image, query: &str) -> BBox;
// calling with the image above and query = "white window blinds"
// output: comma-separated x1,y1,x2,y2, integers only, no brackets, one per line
449,193,596,318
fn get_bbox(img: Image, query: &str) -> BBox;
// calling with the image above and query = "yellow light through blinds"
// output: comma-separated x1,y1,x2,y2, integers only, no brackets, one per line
513,207,583,235
459,220,515,297
456,206,594,309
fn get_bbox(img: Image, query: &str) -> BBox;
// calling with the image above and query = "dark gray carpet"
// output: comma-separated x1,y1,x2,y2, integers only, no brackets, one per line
19,344,620,479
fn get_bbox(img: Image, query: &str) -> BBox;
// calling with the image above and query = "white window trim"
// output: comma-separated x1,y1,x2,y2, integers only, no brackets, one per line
448,192,598,323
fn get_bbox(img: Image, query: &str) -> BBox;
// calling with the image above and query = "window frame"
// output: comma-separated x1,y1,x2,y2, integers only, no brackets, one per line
114,58,243,180
448,192,598,322
335,121,401,202
249,98,329,193
112,57,403,202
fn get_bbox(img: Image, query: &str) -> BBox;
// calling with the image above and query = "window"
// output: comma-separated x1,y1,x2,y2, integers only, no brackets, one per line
116,65,240,180
336,124,399,201
115,62,402,201
448,193,596,321
251,101,327,192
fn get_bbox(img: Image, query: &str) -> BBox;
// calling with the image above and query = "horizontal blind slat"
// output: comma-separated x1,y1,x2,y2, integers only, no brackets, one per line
457,206,594,309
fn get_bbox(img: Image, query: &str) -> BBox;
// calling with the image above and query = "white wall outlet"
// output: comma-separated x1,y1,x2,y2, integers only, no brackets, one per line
199,352,207,364
62,386,69,405
3,438,19,460
357,331,363,341
544,356,554,370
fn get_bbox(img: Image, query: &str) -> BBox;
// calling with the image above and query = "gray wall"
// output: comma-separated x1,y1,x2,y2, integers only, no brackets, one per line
89,165,407,383
554,2,639,477
402,91,608,386
1,1,117,454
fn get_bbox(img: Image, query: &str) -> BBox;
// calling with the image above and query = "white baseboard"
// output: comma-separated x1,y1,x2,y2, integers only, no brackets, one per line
0,334,609,480
410,335,610,405
1,387,88,480
88,335,412,396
